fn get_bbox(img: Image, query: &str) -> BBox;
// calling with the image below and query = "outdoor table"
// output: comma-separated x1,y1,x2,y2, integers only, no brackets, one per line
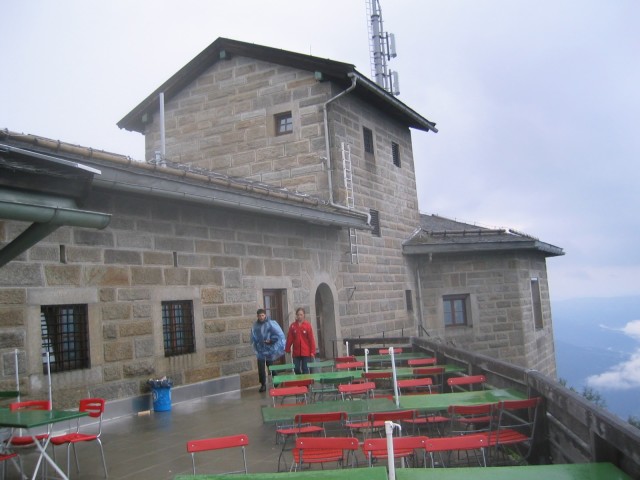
268,363,295,374
398,388,526,412
394,462,631,480
0,406,88,480
0,391,19,398
175,466,388,480
261,397,399,424
356,352,427,365
271,370,361,387
374,364,466,378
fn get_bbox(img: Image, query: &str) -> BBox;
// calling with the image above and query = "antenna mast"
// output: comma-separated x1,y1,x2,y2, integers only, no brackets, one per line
366,0,399,95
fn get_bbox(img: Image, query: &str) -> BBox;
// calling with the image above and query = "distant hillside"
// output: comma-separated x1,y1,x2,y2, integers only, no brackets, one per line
552,295,640,419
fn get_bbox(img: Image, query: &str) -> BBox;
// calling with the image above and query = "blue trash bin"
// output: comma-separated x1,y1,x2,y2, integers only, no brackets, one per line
152,386,172,412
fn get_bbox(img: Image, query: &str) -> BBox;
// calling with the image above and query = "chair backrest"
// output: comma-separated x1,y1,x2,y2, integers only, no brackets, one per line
295,436,359,468
295,412,347,435
334,356,356,363
338,382,375,400
335,361,365,370
448,403,496,435
412,367,445,377
407,357,437,367
187,434,249,475
363,436,428,463
494,397,542,447
9,400,51,412
363,371,392,380
447,374,487,392
269,386,308,407
368,409,416,425
424,433,488,467
279,379,314,388
378,347,403,355
79,398,105,418
397,378,433,396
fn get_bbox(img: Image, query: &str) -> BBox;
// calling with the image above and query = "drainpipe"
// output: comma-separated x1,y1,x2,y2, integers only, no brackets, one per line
322,74,371,224
416,266,425,336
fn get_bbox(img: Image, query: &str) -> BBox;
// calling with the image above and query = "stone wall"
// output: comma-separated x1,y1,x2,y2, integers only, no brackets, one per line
417,250,557,376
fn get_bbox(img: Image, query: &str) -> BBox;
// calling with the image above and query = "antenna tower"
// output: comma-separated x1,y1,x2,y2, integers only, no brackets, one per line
366,0,399,95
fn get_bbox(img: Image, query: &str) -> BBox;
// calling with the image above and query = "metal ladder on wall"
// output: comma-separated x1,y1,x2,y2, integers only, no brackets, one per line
341,142,358,264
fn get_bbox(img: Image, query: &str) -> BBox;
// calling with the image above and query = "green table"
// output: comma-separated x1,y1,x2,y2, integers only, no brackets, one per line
395,462,630,480
0,391,19,398
272,370,362,386
261,397,400,424
0,407,88,480
269,363,296,374
373,364,466,378
308,359,335,370
175,466,388,480
356,352,427,364
398,388,526,412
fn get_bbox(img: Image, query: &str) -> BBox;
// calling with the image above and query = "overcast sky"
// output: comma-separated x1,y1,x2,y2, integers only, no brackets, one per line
3,0,639,302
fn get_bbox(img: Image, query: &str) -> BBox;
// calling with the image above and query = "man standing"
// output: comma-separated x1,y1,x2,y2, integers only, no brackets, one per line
250,308,285,392
285,307,317,374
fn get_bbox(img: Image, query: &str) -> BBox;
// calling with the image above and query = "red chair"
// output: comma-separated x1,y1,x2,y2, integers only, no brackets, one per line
447,374,487,392
346,410,416,440
412,367,445,392
407,357,437,367
186,434,249,474
397,377,434,396
362,371,393,392
291,436,359,471
487,397,542,465
334,356,356,363
398,378,449,435
363,436,427,467
0,450,22,479
378,347,403,355
425,433,488,467
8,400,51,448
448,403,496,435
269,386,309,407
279,379,314,389
275,412,347,471
338,382,375,401
50,398,108,478
335,361,365,371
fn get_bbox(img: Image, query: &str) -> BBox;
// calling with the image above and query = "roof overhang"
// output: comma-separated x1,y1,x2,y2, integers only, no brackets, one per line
403,240,565,257
0,144,112,267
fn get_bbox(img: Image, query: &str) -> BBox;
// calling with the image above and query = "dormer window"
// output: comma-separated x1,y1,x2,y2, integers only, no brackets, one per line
275,111,293,136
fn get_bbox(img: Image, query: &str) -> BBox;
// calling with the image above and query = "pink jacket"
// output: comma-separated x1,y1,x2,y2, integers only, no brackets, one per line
285,320,316,357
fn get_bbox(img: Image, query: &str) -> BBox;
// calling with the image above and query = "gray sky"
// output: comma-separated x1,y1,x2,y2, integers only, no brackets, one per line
3,0,639,301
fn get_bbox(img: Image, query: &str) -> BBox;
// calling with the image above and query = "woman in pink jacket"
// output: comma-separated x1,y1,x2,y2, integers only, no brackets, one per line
285,307,316,374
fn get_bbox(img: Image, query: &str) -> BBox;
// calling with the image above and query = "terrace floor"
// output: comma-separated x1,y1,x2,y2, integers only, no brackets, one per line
16,386,289,480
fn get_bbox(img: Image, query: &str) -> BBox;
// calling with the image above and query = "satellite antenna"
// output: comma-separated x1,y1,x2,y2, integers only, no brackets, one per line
366,0,400,95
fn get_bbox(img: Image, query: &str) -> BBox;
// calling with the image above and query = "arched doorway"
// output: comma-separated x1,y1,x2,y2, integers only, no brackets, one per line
314,283,337,359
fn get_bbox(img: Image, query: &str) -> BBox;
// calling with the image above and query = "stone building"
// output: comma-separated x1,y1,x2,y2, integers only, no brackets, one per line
0,38,562,406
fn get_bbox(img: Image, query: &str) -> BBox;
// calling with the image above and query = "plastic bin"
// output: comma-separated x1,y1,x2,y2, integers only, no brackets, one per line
151,386,172,412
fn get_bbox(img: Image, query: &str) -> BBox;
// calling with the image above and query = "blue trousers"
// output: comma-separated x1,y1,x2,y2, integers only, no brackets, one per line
293,356,312,374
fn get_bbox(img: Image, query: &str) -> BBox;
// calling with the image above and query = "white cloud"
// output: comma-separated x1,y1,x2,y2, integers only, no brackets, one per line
587,320,640,390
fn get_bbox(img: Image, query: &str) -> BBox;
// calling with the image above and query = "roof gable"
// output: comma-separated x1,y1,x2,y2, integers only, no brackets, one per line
117,37,436,134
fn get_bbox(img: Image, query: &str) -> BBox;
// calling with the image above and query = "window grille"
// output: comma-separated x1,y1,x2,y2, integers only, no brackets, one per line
41,304,90,373
363,127,374,155
443,295,469,326
275,111,293,136
370,209,381,237
392,142,401,167
405,290,413,311
531,278,544,329
162,300,195,357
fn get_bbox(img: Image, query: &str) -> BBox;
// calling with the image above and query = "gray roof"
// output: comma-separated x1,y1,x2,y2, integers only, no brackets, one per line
403,214,564,257
117,37,437,134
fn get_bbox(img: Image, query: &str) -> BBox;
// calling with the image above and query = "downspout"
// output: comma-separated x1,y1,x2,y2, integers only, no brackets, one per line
323,74,371,223
416,266,425,337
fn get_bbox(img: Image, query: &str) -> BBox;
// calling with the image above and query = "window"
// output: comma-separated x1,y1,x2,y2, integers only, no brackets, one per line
41,304,90,373
392,142,401,167
363,127,374,155
274,111,293,136
370,209,381,237
531,278,543,329
405,290,413,312
162,300,195,357
443,295,469,326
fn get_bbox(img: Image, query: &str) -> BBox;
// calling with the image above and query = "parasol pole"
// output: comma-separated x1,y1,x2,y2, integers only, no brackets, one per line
390,346,399,407
364,348,369,372
14,349,20,402
46,351,52,406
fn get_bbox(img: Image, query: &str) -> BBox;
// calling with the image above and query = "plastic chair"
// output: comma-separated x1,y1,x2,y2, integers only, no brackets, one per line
362,371,393,392
363,436,427,468
335,361,365,371
447,374,487,392
269,386,309,407
50,398,108,478
291,436,359,471
412,367,445,392
187,434,249,475
338,382,376,401
346,410,416,440
487,397,542,465
275,412,347,472
397,377,434,396
8,400,51,448
448,403,496,436
425,433,488,467
407,357,437,367
378,347,403,355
